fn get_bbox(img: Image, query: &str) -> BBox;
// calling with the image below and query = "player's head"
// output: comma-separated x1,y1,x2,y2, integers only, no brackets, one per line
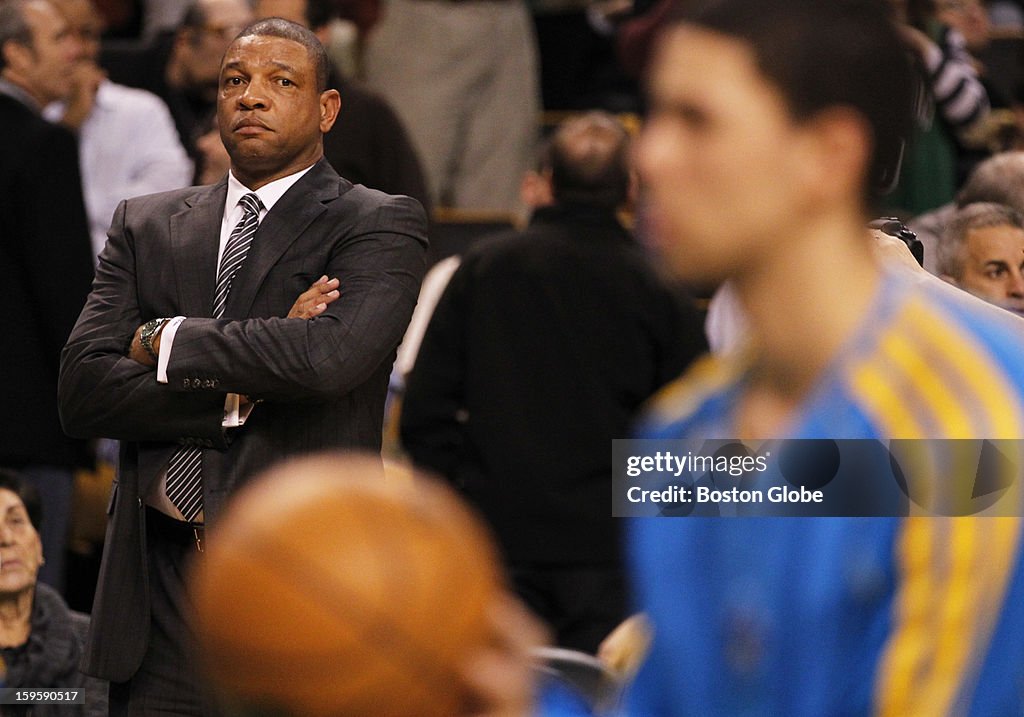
637,0,916,283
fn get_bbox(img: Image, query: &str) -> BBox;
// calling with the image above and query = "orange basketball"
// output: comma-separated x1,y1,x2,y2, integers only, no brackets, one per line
190,452,504,717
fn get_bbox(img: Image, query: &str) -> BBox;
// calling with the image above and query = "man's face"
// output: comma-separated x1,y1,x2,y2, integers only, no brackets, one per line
253,0,308,26
218,34,338,187
54,0,101,63
948,223,1024,315
5,1,85,105
179,0,253,99
0,489,44,597
637,26,814,285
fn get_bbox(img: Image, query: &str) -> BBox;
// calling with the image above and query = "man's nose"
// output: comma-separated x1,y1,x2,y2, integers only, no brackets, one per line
66,32,87,62
238,80,269,109
1007,270,1024,298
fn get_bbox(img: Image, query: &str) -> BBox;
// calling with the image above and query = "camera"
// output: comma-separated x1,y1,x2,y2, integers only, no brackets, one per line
868,217,924,267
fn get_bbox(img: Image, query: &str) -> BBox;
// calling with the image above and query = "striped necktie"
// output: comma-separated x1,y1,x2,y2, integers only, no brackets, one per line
165,192,264,522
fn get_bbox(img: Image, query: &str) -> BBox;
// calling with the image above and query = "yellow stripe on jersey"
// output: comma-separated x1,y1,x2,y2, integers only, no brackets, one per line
642,351,744,429
847,296,1024,717
903,302,1024,439
877,518,1021,716
849,295,1024,439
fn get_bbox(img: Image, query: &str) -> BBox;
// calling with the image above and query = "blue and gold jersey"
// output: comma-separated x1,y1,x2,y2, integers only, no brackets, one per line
627,272,1024,716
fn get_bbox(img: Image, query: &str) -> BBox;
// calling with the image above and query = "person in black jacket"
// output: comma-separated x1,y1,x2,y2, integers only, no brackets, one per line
400,111,707,654
0,0,96,593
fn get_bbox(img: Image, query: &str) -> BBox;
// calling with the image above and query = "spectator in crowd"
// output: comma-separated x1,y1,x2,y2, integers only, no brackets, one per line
887,0,991,214
252,0,430,210
47,0,194,259
101,0,253,163
909,150,1024,272
401,111,707,655
193,110,230,184
936,201,1024,314
59,17,426,714
363,0,540,213
0,470,107,717
0,0,95,594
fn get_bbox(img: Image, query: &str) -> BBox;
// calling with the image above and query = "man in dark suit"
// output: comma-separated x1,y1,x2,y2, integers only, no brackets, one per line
0,0,95,591
59,17,427,715
400,112,707,655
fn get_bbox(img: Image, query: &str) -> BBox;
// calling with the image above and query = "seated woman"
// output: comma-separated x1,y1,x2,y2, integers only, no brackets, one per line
0,470,106,716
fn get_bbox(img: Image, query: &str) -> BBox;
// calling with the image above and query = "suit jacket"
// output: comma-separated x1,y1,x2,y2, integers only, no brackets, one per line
58,157,428,681
0,92,94,469
400,203,707,567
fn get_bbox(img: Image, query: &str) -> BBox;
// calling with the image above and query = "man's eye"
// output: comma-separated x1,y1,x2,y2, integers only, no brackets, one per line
279,78,293,86
225,77,243,86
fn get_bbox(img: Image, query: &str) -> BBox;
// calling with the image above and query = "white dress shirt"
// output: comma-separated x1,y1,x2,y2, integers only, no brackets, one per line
149,164,315,520
46,80,194,259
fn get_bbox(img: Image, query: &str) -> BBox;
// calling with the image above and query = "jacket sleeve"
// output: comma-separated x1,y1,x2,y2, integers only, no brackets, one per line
58,199,228,445
161,194,428,402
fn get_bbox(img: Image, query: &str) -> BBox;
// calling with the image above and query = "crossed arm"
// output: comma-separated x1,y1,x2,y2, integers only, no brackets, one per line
126,276,342,366
58,194,427,445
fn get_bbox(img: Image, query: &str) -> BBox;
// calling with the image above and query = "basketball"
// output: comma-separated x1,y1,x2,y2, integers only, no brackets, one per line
190,452,504,717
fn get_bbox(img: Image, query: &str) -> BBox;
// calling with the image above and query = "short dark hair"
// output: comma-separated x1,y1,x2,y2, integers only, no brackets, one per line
0,470,42,533
234,16,330,91
543,111,631,209
938,202,1024,279
668,0,916,208
0,0,33,74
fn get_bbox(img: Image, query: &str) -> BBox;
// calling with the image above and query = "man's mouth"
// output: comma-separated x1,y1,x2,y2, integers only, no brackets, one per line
234,119,271,134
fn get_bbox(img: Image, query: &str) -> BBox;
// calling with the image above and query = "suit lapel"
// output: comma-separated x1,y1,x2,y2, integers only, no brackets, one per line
223,158,342,318
170,180,227,316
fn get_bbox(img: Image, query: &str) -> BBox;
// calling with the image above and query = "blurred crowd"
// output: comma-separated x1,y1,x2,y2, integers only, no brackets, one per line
7,0,1024,713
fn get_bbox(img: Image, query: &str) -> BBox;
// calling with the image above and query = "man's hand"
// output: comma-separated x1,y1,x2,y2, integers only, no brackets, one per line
870,228,923,274
597,612,653,679
128,323,159,367
60,62,105,132
288,275,341,319
460,595,549,717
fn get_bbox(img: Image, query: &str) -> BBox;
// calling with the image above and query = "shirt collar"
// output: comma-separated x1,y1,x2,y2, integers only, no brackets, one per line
225,163,315,216
0,78,41,113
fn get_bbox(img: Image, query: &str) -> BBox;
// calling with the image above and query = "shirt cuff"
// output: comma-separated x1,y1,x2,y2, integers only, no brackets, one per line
222,394,257,428
156,316,186,384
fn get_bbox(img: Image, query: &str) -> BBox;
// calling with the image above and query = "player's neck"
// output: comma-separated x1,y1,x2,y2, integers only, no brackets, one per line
732,209,880,437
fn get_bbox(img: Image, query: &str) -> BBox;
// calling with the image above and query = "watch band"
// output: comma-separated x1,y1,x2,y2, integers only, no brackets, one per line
139,318,169,362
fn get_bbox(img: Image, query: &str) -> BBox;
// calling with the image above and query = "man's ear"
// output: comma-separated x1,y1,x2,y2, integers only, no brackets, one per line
319,89,341,133
1,38,33,75
798,107,873,205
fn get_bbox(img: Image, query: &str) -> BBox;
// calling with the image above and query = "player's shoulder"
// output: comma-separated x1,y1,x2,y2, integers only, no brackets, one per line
637,352,743,438
842,274,1024,438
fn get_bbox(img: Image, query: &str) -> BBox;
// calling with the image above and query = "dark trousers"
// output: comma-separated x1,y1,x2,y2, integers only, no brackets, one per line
510,563,628,655
110,509,220,717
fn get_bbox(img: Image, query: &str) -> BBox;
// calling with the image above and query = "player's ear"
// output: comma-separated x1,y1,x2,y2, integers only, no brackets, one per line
798,107,872,205
319,89,341,134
